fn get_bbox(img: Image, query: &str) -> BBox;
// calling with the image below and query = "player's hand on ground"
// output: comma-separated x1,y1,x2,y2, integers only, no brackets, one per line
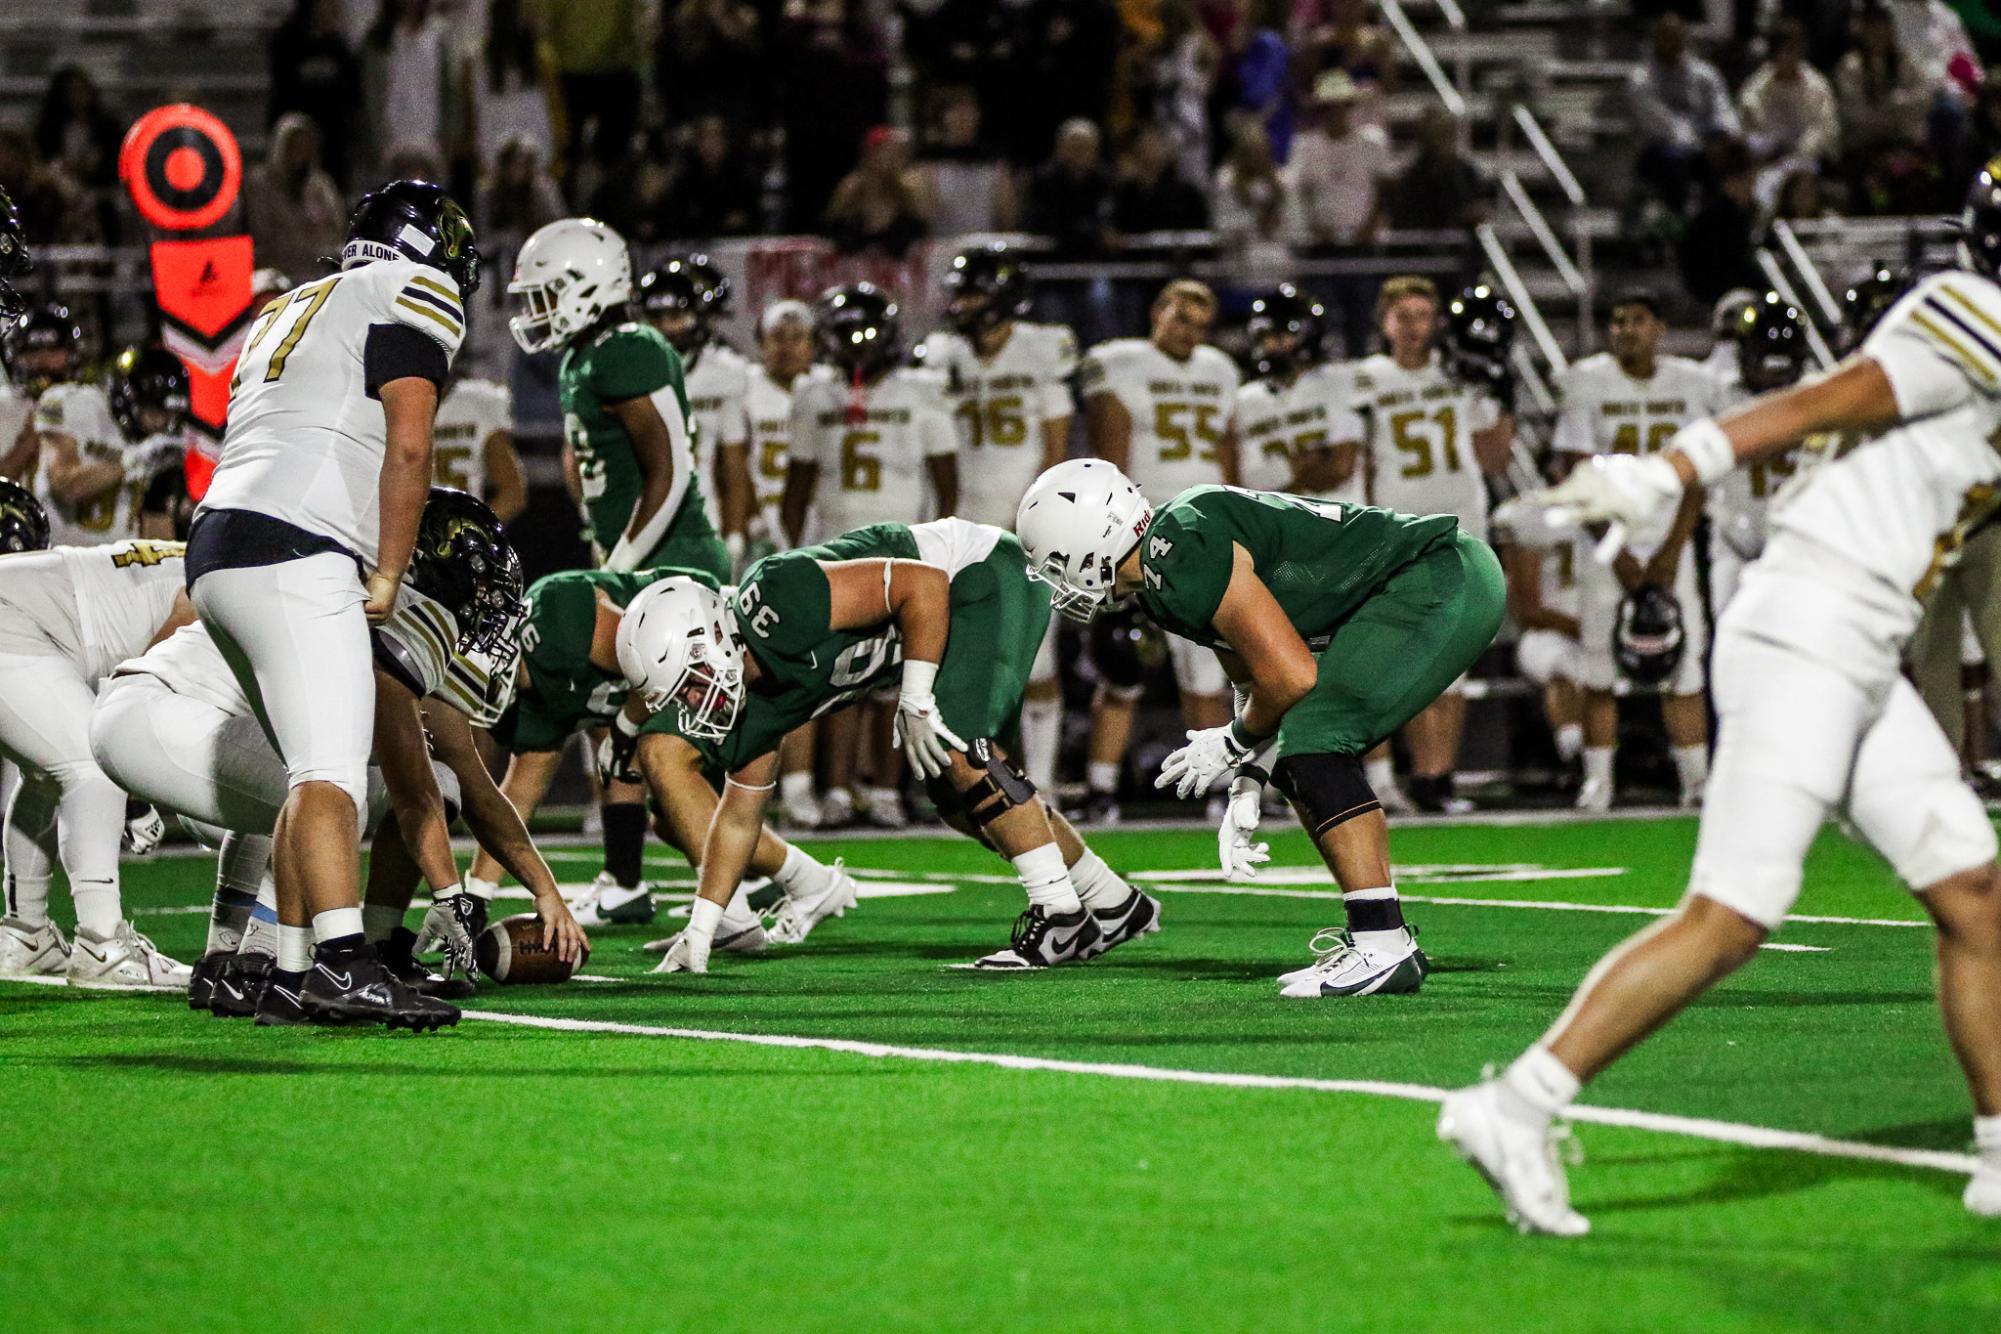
1218,775,1271,881
531,889,589,965
1535,454,1682,535
1157,725,1250,800
415,888,486,979
363,568,403,624
122,801,166,855
651,930,710,975
895,690,966,780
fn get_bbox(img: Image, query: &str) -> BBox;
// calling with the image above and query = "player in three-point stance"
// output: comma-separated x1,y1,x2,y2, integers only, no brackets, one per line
1439,161,2001,1234
185,180,476,1030
1016,460,1505,996
621,518,1159,973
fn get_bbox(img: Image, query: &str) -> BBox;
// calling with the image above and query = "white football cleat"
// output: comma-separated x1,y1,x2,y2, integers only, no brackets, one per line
569,872,657,926
1437,1080,1590,1237
766,858,858,946
1574,776,1613,813
0,916,69,977
1276,926,1347,987
65,921,193,991
1278,927,1427,998
862,787,909,829
1965,1161,2001,1217
779,791,823,830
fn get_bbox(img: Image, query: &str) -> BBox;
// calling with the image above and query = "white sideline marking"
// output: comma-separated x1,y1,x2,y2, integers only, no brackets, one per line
1137,864,1631,886
460,1008,1977,1177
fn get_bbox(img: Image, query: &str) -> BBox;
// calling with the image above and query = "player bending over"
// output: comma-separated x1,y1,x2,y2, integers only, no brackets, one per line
1439,161,2001,1233
623,518,1160,973
1017,461,1505,997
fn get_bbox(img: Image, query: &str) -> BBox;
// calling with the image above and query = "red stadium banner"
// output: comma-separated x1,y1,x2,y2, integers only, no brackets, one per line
118,104,251,498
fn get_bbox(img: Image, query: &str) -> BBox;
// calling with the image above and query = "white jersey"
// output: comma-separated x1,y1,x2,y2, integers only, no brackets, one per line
746,363,830,541
1352,351,1500,540
1234,363,1365,502
1552,351,1728,550
201,258,465,564
433,377,511,502
1079,338,1239,505
1763,270,2001,638
790,365,956,533
685,342,753,531
33,382,144,546
0,539,184,680
921,321,1078,528
1705,367,1801,562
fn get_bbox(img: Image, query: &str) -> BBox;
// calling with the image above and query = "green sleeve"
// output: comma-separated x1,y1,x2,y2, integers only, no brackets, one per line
1139,508,1230,639
733,550,832,658
591,328,676,403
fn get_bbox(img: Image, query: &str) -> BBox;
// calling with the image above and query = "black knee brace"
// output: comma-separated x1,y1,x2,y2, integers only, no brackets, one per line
952,738,1037,831
1272,752,1380,838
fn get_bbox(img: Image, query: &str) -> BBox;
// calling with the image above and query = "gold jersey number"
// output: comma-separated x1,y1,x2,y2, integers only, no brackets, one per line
1154,402,1223,462
1389,406,1460,478
841,429,881,491
959,394,1028,448
1610,422,1678,455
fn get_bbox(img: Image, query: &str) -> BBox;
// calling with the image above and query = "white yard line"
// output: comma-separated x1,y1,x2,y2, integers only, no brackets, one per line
459,1008,1976,1177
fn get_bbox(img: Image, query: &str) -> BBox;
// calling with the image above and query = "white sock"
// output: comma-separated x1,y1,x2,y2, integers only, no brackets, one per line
1021,695,1062,795
311,904,365,944
779,771,815,810
687,895,724,947
464,876,499,901
1583,746,1614,790
1013,843,1082,913
1069,848,1131,911
865,785,899,808
362,903,404,942
772,844,834,901
1364,755,1398,796
70,879,122,937
241,911,280,958
1087,761,1120,795
1673,744,1709,795
1555,722,1584,762
277,923,314,972
1500,1045,1582,1127
1976,1114,2001,1162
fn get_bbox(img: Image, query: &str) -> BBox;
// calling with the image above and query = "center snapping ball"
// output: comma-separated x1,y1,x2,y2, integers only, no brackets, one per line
476,913,588,985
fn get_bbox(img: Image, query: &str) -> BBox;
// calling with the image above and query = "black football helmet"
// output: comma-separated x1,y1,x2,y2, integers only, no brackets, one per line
636,262,707,355
1245,284,1327,379
1734,292,1808,392
1840,263,1910,352
1613,585,1686,686
943,244,1033,337
1443,283,1518,398
341,179,480,295
0,185,32,321
3,301,81,395
0,476,49,553
107,345,192,441
677,252,731,317
1089,606,1166,690
407,488,525,656
1961,156,2001,281
815,283,900,376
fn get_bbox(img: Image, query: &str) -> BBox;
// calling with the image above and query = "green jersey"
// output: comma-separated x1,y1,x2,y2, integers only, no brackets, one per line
1138,485,1458,648
492,564,719,753
559,321,718,562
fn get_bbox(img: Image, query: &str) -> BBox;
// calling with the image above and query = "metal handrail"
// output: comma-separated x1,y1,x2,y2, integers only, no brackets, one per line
1477,222,1569,373
1380,0,1468,119
1771,220,1843,328
1510,106,1585,208
1755,249,1837,369
1499,170,1584,294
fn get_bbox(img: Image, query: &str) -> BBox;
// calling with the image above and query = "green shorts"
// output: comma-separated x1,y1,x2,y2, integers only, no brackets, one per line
934,533,1052,746
1278,530,1506,760
489,693,596,755
640,532,732,585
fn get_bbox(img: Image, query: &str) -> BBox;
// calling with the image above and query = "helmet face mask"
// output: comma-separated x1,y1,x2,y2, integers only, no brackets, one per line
1840,262,1909,352
1016,459,1153,624
4,302,82,396
407,488,526,657
815,283,900,377
1442,284,1517,389
0,476,49,553
508,218,633,354
107,345,191,441
944,245,1030,338
1246,284,1325,379
1734,292,1807,392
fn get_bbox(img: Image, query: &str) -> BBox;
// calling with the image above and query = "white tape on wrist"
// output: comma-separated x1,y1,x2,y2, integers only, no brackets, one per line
1672,419,1736,486
901,658,940,697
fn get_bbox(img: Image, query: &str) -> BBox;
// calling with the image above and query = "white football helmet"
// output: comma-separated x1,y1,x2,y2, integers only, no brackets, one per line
1015,458,1153,623
616,578,746,743
508,218,632,353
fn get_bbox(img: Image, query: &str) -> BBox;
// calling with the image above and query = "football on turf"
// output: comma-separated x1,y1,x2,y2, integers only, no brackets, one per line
476,913,589,985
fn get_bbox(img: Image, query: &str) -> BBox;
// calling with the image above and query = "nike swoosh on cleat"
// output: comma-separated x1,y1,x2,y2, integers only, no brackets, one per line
319,967,354,989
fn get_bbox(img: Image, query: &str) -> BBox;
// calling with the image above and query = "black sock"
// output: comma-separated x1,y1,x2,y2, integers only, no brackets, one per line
602,802,647,889
1344,894,1406,934
312,933,370,963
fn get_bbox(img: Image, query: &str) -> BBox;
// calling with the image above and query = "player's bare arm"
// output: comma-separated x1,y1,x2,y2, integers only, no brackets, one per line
779,457,817,548
1086,391,1132,470
1040,411,1072,473
693,749,783,910
1685,357,1899,479
925,452,959,518
370,375,441,622
1471,413,1515,475
1206,544,1319,737
1643,485,1704,585
1217,422,1242,488
480,426,528,523
603,393,677,567
467,746,566,886
823,558,951,665
41,431,121,504
719,440,753,546
636,729,796,879
0,413,33,479
143,590,197,651
1503,547,1581,639
370,670,461,896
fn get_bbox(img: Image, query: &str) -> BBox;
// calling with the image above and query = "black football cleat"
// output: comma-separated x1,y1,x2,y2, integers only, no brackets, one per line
1065,790,1121,827
209,951,276,1018
187,950,228,1011
376,927,474,1000
300,951,460,1032
974,905,1104,969
1085,889,1162,959
253,971,319,1027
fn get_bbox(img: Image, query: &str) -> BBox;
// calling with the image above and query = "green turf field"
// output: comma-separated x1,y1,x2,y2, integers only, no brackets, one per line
6,814,2001,1332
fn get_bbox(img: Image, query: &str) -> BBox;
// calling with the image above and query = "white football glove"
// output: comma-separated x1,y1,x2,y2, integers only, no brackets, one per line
1218,774,1271,881
894,660,966,780
122,802,166,855
1156,724,1252,800
1535,454,1684,538
650,929,710,975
